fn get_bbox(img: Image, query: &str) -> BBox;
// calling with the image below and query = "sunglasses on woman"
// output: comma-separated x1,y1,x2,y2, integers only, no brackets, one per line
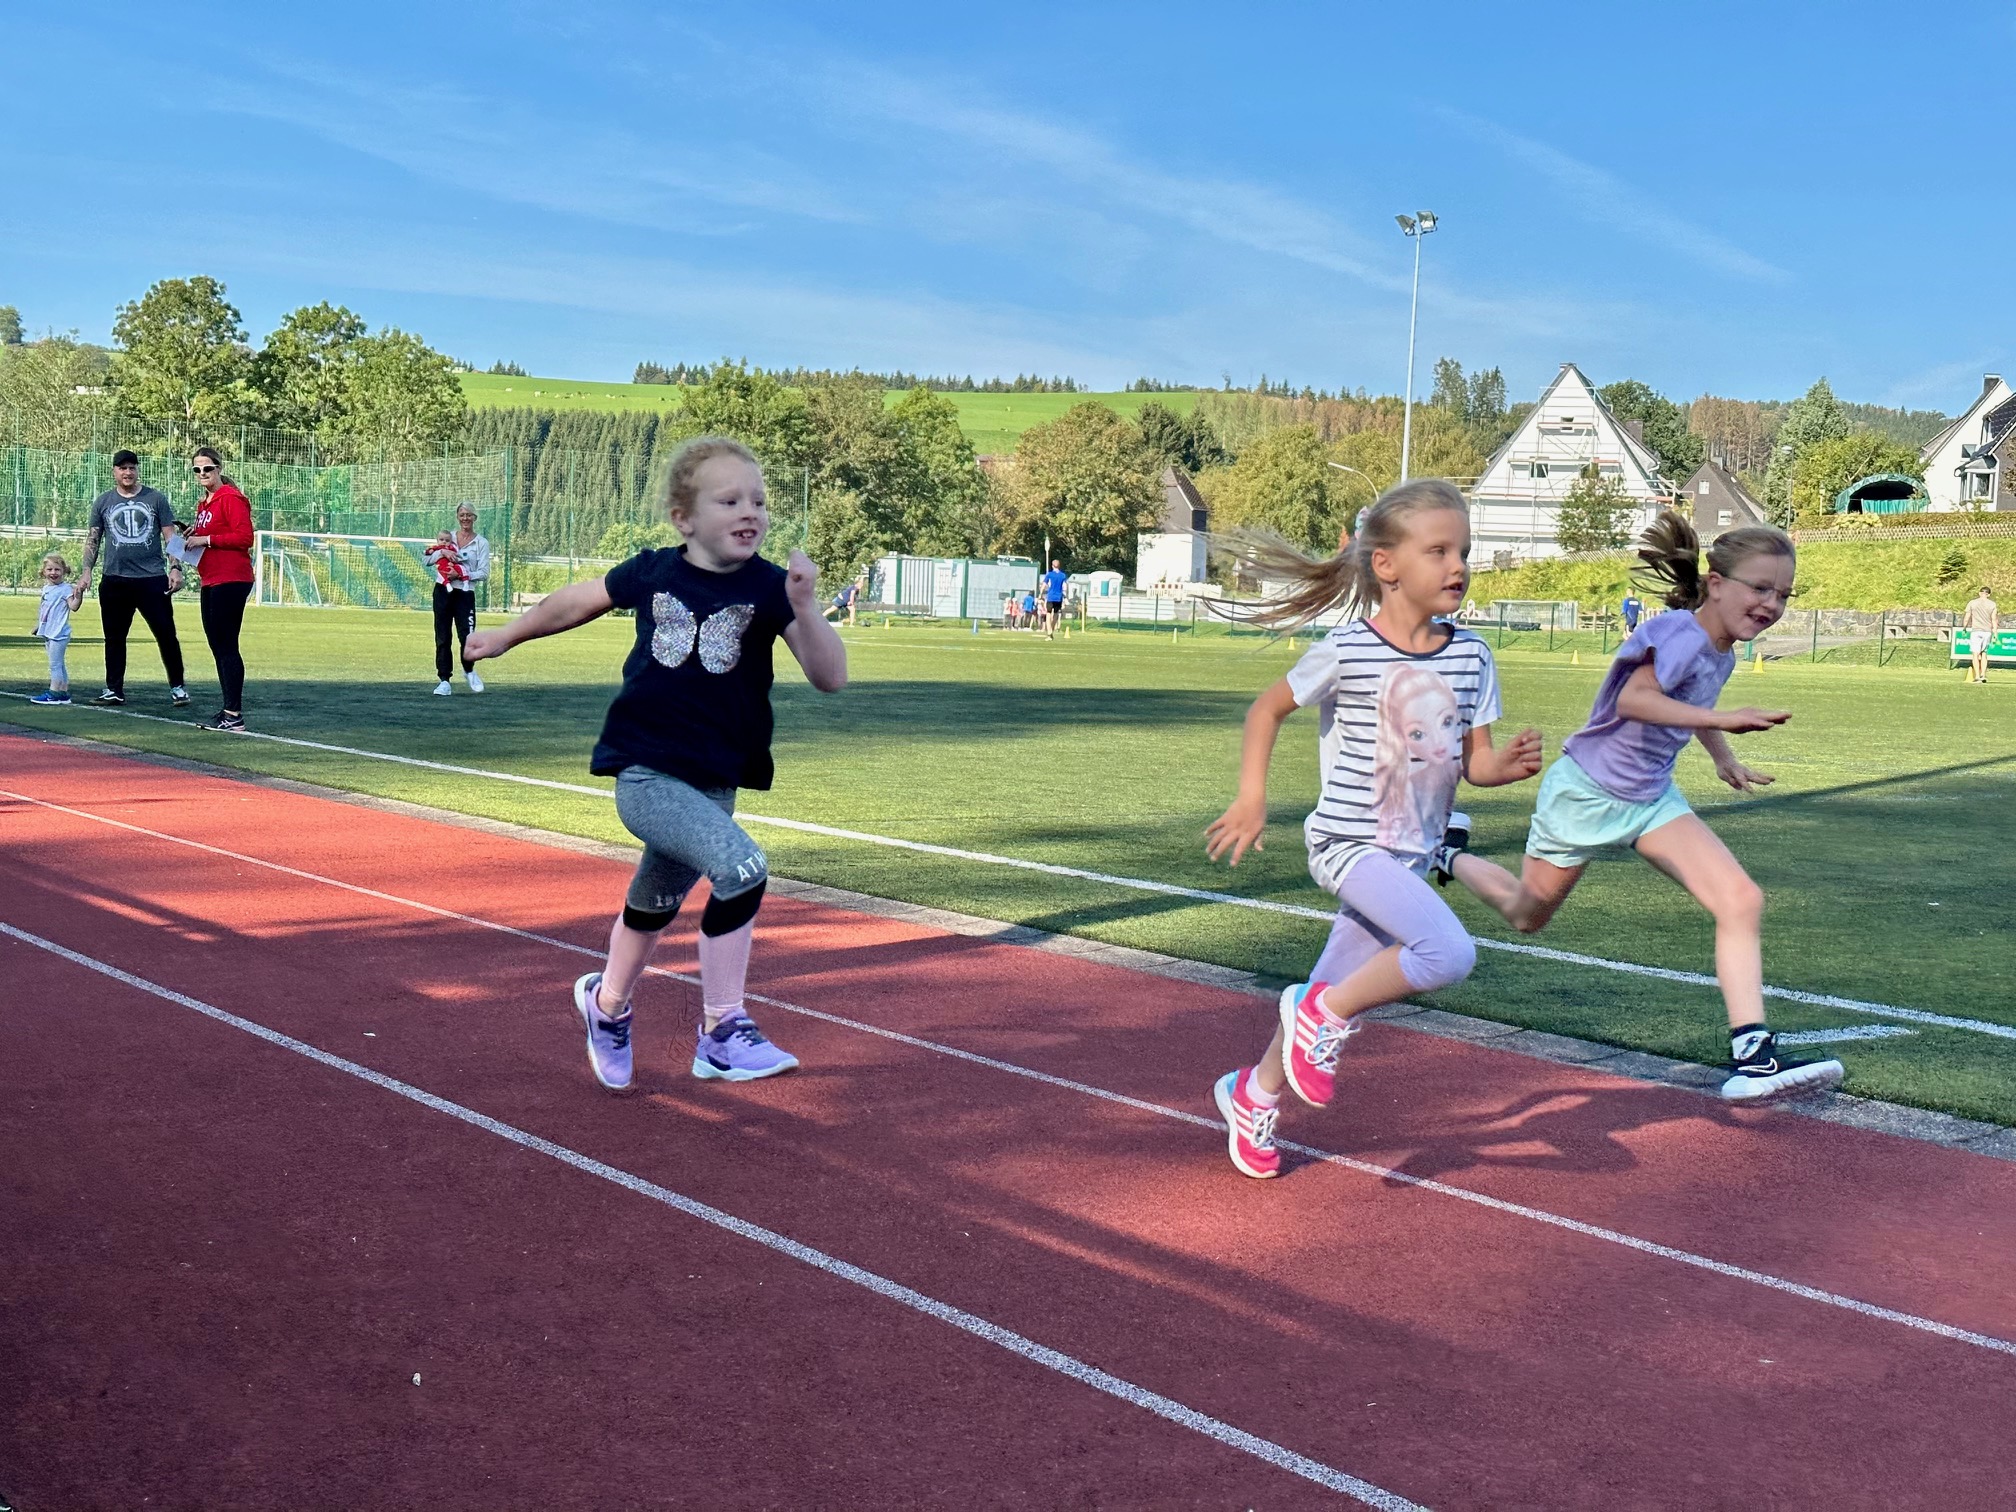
192,464,219,476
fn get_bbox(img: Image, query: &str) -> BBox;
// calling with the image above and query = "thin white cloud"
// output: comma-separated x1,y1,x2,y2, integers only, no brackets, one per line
1440,108,1788,284
212,56,868,234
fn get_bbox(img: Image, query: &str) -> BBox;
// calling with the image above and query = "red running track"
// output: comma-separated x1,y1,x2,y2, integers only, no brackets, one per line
2,729,2013,1510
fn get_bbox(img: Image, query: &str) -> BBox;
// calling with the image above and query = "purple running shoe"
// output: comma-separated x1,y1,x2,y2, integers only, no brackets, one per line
692,1013,799,1082
573,972,634,1091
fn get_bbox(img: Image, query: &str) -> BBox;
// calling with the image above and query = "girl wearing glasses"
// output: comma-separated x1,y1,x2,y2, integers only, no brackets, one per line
183,446,255,732
1442,513,1844,1104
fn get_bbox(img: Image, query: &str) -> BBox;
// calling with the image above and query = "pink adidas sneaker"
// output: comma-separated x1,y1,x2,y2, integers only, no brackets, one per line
1279,981,1357,1107
1213,1069,1279,1179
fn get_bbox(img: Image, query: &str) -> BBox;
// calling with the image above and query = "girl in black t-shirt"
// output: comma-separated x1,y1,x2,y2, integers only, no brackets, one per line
467,438,847,1093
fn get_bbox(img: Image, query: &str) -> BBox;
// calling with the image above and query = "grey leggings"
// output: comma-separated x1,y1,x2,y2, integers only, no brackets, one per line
615,766,769,918
46,636,69,686
1310,847,1478,995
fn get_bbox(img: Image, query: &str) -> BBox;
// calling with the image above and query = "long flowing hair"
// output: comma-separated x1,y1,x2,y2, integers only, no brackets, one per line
1634,512,1793,610
1226,478,1468,632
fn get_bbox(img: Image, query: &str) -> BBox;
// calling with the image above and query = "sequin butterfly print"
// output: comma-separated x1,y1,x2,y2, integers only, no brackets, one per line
651,594,756,673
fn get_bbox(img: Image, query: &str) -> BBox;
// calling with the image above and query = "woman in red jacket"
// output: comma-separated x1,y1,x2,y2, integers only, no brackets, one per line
183,446,256,731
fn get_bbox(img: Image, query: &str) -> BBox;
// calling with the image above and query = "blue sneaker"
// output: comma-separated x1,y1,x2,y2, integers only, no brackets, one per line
29,691,72,706
573,972,634,1091
692,1013,799,1081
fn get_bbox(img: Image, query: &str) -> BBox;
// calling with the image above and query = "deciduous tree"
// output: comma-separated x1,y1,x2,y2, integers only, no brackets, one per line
253,303,366,436
1554,465,1637,553
1003,402,1162,572
335,328,468,459
109,276,254,432
1763,379,1849,525
0,305,23,346
1788,433,1923,523
1600,379,1705,480
1196,426,1349,551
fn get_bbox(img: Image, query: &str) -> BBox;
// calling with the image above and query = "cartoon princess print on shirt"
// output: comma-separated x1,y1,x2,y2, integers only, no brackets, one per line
1371,663,1463,853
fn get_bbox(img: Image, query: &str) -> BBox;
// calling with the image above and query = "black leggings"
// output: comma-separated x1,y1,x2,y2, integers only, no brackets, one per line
99,574,186,694
200,581,252,712
433,584,475,679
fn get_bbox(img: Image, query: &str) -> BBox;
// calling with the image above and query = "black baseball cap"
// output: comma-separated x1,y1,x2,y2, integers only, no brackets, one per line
112,449,140,467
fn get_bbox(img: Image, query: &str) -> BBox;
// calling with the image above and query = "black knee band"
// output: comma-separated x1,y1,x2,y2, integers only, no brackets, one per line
622,902,678,933
700,880,766,937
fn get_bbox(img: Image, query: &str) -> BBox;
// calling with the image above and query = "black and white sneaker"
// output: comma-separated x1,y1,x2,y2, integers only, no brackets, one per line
1721,1026,1844,1104
95,689,125,706
1429,811,1472,888
170,686,191,708
198,711,246,733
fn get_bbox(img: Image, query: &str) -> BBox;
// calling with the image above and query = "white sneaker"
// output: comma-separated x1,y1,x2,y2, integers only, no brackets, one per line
465,669,485,693
433,680,453,696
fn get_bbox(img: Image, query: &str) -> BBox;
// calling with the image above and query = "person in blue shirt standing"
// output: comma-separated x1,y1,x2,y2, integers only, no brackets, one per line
1041,559,1068,638
1621,591,1644,634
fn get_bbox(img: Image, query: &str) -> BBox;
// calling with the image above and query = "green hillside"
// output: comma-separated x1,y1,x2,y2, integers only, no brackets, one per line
1471,537,2016,614
456,372,1198,454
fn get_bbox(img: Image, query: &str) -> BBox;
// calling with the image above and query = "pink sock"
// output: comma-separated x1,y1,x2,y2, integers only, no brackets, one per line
1243,1067,1280,1107
698,920,754,1026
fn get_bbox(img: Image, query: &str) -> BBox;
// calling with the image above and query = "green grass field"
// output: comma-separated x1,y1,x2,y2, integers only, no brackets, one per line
7,599,2013,1125
456,372,1198,455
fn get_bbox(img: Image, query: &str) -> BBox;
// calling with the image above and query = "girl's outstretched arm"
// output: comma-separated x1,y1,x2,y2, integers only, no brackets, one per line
780,550,847,692
1695,727,1774,792
1204,677,1299,866
465,577,613,662
1614,661,1787,733
1462,724,1543,787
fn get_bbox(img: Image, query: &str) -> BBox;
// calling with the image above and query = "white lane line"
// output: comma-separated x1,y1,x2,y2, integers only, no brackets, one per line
3,700,2007,1043
0,923,1418,1511
7,788,2016,1361
1777,1027,1919,1047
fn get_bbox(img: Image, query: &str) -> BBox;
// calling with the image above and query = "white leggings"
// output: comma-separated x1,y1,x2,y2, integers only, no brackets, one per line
45,636,69,687
1311,848,1478,995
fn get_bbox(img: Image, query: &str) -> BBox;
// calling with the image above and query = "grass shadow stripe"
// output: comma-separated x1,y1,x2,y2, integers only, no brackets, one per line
2,696,2009,1044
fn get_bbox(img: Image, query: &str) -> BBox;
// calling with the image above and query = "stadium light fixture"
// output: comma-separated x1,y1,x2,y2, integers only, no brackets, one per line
1397,210,1439,482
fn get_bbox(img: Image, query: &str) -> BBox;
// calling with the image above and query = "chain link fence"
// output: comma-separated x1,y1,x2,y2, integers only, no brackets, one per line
4,410,811,610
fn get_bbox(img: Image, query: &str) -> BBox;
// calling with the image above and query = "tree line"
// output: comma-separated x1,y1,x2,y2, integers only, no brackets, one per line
0,276,1965,578
0,278,467,464
634,360,1082,393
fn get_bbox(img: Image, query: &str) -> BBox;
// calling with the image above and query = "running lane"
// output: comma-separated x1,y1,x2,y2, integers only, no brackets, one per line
3,731,2013,1509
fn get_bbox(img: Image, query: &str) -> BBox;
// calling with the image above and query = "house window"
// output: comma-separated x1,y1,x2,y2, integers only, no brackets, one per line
1528,461,1550,480
1967,472,1993,500
1698,480,1711,494
1718,510,1733,526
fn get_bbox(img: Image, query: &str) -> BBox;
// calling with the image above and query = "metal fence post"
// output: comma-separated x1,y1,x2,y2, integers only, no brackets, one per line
1810,607,1819,662
1878,609,1887,666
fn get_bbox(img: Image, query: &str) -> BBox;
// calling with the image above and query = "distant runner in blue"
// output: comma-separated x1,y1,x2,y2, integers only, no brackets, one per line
1041,560,1068,638
1621,592,1643,633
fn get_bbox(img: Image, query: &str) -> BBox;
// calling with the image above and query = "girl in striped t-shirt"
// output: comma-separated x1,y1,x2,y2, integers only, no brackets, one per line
1205,479,1542,1179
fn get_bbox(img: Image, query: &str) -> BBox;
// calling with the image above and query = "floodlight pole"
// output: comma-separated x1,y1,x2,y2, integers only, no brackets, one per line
1396,211,1437,483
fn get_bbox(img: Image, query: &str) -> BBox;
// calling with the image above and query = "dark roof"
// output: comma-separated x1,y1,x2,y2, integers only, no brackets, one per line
1158,466,1209,533
1678,457,1769,533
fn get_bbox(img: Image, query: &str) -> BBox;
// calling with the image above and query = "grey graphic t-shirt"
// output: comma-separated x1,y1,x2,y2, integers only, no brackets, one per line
88,486,177,579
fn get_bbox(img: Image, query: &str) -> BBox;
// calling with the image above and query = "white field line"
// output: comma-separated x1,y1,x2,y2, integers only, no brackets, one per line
1777,1026,1919,1047
6,789,2015,1361
3,694,2010,1044
0,924,1416,1511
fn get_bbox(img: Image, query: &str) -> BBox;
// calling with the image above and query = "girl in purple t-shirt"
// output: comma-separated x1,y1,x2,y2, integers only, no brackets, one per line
1448,513,1842,1106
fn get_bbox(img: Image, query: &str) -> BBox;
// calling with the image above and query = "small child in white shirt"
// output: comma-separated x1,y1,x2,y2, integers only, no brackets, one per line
31,553,73,706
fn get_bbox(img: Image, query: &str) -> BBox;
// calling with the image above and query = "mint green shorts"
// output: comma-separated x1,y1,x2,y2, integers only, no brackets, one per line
1524,754,1693,869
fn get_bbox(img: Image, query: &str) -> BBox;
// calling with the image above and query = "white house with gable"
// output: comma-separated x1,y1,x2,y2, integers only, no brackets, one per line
1467,363,1674,562
1919,374,2016,512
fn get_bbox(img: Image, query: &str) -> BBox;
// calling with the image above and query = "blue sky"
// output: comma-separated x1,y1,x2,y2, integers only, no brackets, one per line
1,2,2002,412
